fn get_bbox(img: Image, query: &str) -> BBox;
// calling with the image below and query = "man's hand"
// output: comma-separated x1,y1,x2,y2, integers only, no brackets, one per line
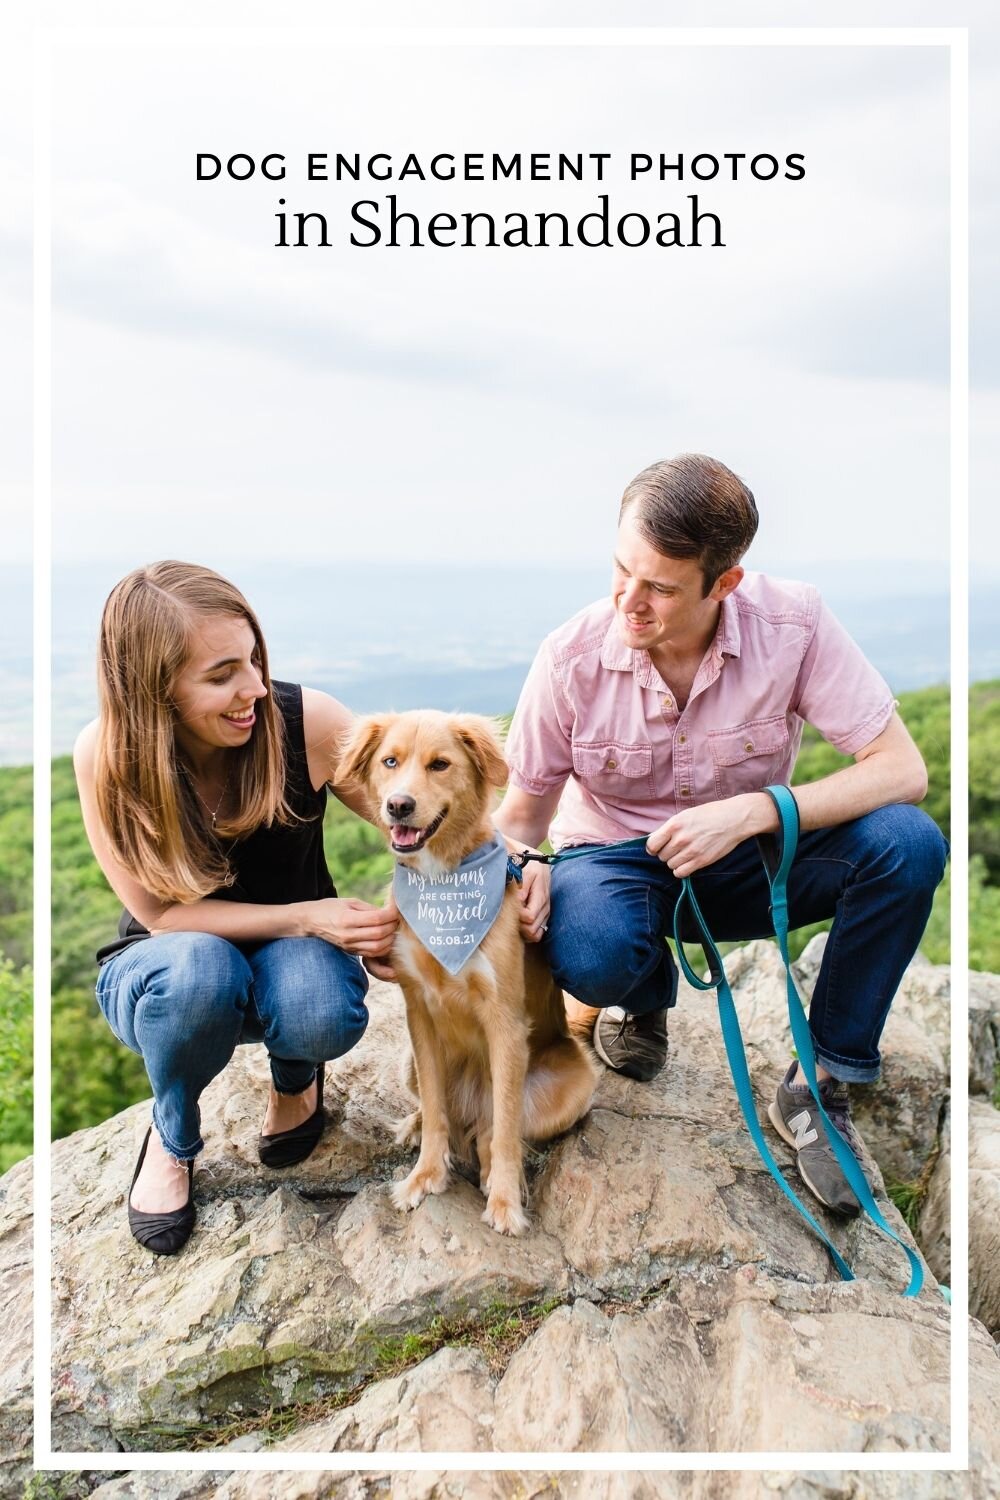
493,785,560,942
515,860,551,942
646,793,777,878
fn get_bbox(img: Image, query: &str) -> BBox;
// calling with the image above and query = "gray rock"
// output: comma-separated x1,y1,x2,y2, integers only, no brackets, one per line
969,970,1000,1098
969,1099,1000,1336
883,952,952,1059
787,937,950,1186
0,956,980,1465
795,933,950,1058
694,1273,950,1453
699,1476,971,1500
86,1477,228,1500
970,1316,1000,1494
272,1346,494,1452
917,1101,951,1287
0,1158,32,1497
219,1476,691,1500
80,1472,985,1500
494,1297,709,1450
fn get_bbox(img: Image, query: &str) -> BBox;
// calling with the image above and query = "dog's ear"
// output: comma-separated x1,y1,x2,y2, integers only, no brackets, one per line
335,715,391,788
453,715,509,790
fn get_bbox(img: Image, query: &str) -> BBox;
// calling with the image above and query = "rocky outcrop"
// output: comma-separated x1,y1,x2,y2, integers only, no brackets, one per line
31,1442,1000,1500
794,935,971,1299
917,1101,951,1289
969,1098,1000,1336
4,944,998,1487
0,1155,31,1491
46,951,958,1453
791,935,950,1187
932,964,1000,1335
969,971,1000,1097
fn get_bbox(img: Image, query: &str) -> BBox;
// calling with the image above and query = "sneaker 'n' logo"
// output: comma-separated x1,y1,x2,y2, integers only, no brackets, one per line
788,1109,819,1148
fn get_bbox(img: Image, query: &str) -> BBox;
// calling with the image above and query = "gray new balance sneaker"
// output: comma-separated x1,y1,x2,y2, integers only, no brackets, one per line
767,1062,865,1218
592,1006,669,1082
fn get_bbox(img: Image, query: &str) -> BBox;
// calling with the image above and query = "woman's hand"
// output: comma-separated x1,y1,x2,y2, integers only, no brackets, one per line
299,896,399,956
363,954,399,982
515,859,551,943
362,890,399,981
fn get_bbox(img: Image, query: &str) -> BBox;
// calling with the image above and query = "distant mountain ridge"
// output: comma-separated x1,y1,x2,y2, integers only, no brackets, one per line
4,561,997,765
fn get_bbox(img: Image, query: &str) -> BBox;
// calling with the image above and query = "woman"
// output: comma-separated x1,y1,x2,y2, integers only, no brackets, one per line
74,561,398,1256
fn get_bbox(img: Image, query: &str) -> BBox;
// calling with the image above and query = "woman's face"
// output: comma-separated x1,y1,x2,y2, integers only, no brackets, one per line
170,613,268,761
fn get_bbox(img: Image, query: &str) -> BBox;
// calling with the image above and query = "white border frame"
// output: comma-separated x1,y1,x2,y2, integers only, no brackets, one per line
33,23,970,1475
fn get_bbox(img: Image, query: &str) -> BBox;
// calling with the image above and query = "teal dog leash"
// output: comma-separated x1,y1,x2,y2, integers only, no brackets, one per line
513,784,924,1296
672,784,922,1297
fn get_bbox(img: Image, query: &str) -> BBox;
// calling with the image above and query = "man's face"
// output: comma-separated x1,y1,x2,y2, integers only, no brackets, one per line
611,511,735,657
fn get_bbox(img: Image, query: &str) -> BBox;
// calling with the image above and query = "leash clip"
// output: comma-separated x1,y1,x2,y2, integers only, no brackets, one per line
508,848,553,869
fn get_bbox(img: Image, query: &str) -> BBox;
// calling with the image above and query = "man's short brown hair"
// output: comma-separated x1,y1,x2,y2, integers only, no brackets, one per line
619,454,759,595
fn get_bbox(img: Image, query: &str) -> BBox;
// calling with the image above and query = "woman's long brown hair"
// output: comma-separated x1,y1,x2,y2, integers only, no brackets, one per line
94,561,292,904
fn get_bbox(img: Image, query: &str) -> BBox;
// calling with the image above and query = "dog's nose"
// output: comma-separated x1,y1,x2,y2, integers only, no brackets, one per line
386,794,416,821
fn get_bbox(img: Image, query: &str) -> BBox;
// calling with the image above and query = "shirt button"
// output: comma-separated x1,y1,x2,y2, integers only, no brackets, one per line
662,696,672,709
678,734,686,744
744,741,754,752
606,758,617,769
680,785,690,796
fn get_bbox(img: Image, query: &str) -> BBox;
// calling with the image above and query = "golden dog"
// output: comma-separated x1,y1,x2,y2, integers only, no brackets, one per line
337,710,596,1235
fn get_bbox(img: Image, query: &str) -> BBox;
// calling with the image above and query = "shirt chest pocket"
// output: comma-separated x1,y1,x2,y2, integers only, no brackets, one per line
709,717,790,799
571,740,655,801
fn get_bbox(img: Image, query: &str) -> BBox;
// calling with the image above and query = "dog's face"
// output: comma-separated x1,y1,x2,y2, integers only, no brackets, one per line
337,710,508,868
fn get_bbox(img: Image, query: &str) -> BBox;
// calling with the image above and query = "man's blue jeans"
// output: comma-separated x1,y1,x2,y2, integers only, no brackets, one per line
95,934,370,1160
542,803,948,1084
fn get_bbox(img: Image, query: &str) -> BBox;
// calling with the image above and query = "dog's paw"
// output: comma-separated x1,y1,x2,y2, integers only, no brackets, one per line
482,1191,529,1237
392,1157,450,1212
395,1110,422,1149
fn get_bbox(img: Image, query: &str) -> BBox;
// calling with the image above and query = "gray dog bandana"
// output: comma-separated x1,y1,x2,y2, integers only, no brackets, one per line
393,832,511,975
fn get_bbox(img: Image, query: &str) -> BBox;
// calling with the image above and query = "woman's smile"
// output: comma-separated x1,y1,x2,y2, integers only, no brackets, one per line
170,614,268,760
221,707,256,730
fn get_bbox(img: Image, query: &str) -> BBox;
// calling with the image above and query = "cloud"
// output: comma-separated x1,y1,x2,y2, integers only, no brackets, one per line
47,40,950,401
41,37,952,569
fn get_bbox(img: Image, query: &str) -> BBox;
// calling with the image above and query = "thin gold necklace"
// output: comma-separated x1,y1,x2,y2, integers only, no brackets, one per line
191,772,231,830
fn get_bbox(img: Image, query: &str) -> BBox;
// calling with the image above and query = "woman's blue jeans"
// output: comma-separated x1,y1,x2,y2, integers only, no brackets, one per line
95,934,370,1160
542,803,948,1084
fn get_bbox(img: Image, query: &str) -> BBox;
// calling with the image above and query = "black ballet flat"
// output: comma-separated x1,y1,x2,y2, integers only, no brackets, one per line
257,1067,325,1168
127,1126,196,1256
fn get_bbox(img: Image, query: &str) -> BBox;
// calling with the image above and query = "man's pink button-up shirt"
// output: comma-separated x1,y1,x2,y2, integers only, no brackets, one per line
504,573,896,849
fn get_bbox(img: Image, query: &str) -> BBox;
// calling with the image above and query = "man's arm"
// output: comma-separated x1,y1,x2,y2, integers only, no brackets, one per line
786,711,927,828
493,784,563,943
493,783,563,852
648,712,928,879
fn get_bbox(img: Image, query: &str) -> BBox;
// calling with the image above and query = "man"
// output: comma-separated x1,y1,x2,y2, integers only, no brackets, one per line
496,454,947,1217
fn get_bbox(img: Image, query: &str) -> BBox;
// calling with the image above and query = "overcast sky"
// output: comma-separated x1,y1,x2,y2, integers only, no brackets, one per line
2,2,998,590
19,24,964,579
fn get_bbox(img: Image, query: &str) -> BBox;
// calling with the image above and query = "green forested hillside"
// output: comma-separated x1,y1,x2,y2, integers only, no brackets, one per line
970,680,1000,879
0,681,993,1162
0,765,31,970
0,960,30,1172
0,766,31,1170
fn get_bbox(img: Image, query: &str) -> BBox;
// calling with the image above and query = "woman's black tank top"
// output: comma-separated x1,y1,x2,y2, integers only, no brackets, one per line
96,682,336,964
